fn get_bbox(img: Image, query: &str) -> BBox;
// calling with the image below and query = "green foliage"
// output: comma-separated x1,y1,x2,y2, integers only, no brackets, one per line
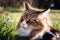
52,18,60,31
4,7,24,12
0,13,16,40
50,9,60,13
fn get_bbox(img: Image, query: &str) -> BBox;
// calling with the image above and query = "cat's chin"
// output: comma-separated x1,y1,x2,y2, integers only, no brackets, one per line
16,26,32,36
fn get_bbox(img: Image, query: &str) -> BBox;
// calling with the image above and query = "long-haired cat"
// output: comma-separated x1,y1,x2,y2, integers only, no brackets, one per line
13,2,60,40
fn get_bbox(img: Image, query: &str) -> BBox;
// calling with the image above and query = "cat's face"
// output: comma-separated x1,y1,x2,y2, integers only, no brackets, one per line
21,10,44,29
16,2,50,36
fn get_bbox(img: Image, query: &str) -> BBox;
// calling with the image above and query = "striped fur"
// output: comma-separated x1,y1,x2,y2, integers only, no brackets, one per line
13,2,60,40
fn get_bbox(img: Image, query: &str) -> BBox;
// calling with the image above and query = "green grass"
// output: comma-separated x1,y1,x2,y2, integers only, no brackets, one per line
50,9,60,13
52,18,60,30
0,13,16,40
50,13,60,31
4,7,24,12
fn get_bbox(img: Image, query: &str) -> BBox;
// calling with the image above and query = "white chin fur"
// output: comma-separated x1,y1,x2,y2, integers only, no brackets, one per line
17,27,32,36
17,20,32,36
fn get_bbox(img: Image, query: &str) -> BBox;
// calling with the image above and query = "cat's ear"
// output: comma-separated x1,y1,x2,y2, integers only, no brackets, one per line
24,2,31,10
41,8,50,18
38,8,50,20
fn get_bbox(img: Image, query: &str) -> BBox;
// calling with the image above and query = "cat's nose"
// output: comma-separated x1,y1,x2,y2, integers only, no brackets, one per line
21,20,28,29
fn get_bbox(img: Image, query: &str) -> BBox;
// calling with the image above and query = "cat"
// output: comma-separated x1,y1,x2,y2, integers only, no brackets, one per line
13,2,60,40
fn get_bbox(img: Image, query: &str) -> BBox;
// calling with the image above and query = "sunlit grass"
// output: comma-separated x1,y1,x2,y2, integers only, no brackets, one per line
0,13,16,40
50,9,60,13
52,18,60,30
49,13,60,30
4,7,25,12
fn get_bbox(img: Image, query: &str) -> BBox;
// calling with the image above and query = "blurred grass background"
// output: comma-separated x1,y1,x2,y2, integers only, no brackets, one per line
0,7,60,40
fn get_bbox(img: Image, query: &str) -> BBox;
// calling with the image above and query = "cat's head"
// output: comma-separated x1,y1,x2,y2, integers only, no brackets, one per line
16,2,51,30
